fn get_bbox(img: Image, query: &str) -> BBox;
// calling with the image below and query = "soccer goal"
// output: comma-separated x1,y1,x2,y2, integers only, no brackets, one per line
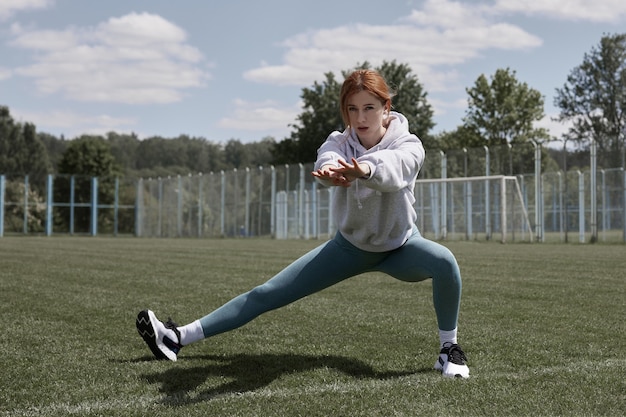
414,175,534,243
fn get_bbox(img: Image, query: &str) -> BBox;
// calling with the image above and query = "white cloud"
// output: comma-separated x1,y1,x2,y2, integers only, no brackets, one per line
0,0,52,21
536,113,573,139
243,0,541,93
12,108,136,139
431,96,467,118
493,0,626,22
218,99,301,138
10,12,210,104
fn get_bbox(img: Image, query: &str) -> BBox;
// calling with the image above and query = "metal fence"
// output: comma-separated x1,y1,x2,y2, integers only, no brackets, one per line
1,143,625,243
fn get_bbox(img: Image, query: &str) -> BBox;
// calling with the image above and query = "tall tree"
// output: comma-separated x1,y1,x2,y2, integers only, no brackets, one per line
554,33,626,168
464,68,548,146
463,68,549,175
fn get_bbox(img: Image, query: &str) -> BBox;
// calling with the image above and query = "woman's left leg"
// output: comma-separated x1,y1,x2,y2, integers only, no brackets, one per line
375,229,462,331
375,229,469,378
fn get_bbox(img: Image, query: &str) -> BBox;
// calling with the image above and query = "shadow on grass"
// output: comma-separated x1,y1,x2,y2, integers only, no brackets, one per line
140,352,424,406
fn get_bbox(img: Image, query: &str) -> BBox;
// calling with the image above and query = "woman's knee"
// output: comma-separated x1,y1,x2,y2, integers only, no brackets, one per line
433,246,461,282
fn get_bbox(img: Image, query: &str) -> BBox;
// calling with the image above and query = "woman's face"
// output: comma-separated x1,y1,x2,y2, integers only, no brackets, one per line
346,90,387,147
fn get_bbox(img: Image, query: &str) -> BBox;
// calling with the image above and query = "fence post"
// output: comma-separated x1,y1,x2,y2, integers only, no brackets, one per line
500,176,507,243
578,171,585,243
311,180,318,239
623,169,626,243
531,140,543,242
270,166,276,238
485,146,491,240
157,178,163,237
558,172,564,242
198,173,203,238
46,174,53,236
245,167,251,237
23,175,29,234
220,171,226,237
91,177,98,236
114,177,119,236
70,176,75,235
177,175,183,237
440,151,447,240
0,175,4,237
135,178,143,237
298,164,305,238
601,169,606,242
257,168,263,238
590,138,597,242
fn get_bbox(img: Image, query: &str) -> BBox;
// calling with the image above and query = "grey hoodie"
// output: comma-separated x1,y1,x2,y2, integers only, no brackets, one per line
314,111,425,252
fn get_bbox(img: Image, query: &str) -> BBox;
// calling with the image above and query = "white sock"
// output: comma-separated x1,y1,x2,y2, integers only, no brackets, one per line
177,320,205,346
439,328,458,348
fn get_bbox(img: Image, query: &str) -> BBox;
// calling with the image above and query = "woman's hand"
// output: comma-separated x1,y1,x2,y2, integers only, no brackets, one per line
311,158,370,187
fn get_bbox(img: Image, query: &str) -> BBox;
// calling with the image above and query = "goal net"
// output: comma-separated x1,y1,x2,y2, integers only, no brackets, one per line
414,175,533,243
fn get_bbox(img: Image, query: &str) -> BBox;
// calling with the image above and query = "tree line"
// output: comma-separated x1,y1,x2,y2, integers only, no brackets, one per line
1,33,625,185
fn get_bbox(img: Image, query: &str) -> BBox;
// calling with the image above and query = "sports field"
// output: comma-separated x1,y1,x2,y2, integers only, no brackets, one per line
1,237,624,416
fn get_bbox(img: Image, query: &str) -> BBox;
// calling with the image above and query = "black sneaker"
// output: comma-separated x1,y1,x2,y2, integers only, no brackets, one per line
434,342,470,378
136,310,182,361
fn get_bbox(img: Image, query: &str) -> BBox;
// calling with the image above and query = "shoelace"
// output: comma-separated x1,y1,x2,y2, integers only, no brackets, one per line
446,344,467,365
163,318,183,352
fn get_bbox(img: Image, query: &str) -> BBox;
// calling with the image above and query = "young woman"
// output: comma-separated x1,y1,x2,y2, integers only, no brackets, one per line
137,69,470,378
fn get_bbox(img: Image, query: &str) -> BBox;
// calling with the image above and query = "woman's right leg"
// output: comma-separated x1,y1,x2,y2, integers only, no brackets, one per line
197,233,382,338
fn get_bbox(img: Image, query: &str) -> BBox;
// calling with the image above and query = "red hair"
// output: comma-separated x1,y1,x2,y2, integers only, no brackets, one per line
339,69,392,128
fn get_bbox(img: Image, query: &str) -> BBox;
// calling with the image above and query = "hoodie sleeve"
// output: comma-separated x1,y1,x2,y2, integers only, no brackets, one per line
358,136,424,192
313,130,349,186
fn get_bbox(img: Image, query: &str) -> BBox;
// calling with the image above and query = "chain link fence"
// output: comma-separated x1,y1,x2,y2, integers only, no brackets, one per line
1,143,625,242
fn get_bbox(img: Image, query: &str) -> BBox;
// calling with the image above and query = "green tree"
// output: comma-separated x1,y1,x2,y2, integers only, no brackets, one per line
246,136,275,167
464,68,548,146
224,139,250,169
38,132,67,175
554,33,626,168
377,60,434,138
429,126,482,153
22,122,51,183
0,106,15,173
0,106,51,181
55,136,120,233
463,68,549,175
223,137,275,169
107,131,140,173
272,72,342,164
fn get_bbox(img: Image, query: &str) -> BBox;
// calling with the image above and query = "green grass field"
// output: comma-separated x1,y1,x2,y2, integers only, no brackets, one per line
1,237,624,417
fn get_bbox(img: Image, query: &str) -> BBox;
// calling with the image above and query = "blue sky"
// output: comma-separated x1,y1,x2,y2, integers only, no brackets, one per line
1,0,625,144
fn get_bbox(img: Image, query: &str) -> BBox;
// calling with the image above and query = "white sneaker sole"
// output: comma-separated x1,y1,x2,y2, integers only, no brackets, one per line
435,354,469,378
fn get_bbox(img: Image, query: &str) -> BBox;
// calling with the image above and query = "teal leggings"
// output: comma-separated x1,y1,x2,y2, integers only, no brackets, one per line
199,228,462,337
